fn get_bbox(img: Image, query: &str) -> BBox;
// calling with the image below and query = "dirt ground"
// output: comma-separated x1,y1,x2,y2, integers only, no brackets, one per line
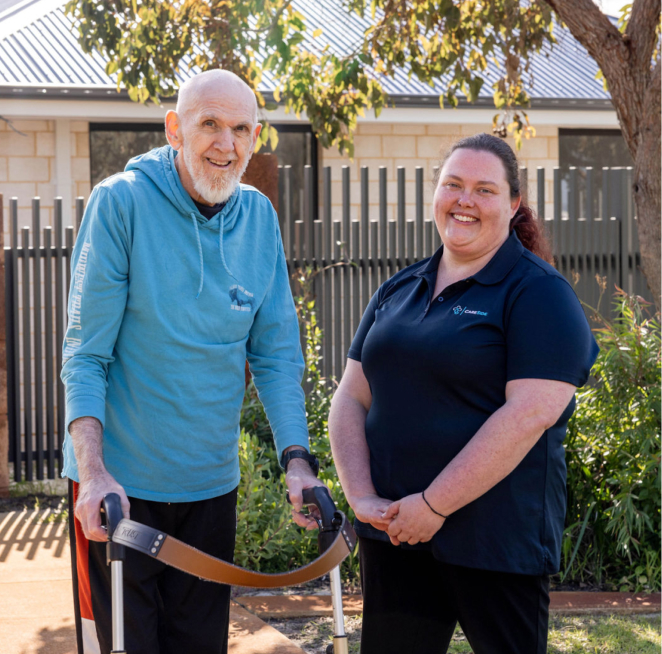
0,494,67,513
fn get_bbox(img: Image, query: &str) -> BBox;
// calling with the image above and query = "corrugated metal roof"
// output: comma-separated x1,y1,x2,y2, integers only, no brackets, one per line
0,0,613,106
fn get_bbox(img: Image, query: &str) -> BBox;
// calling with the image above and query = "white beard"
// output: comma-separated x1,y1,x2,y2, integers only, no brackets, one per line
183,148,250,205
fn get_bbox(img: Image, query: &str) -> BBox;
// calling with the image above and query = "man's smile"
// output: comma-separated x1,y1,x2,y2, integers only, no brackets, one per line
206,157,234,169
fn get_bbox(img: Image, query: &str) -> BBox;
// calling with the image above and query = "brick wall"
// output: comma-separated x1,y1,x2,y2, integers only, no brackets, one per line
320,122,559,225
0,119,91,246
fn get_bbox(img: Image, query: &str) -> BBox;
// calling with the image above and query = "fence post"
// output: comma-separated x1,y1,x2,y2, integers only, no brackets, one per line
536,167,545,221
0,193,8,497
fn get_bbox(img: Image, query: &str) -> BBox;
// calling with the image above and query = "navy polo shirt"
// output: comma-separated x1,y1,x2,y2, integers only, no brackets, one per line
347,231,599,575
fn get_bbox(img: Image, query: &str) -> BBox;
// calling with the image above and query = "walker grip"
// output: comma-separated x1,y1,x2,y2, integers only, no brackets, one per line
103,493,126,563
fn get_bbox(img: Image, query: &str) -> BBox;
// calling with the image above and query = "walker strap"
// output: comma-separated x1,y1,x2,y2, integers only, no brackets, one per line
111,512,356,588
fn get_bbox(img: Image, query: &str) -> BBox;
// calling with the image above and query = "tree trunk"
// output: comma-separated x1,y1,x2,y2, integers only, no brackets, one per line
632,110,661,310
544,0,661,310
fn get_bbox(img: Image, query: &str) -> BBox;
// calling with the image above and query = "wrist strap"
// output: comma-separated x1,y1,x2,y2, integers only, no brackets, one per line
421,490,449,519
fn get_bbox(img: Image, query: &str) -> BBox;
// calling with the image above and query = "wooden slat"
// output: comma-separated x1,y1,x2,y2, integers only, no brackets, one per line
378,167,388,288
32,200,44,479
54,198,65,472
342,167,351,374
415,167,423,260
333,221,342,379
360,167,369,311
397,167,405,267
21,228,33,481
43,227,55,479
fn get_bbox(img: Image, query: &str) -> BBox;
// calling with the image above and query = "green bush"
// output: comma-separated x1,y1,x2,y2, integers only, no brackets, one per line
235,429,317,571
561,290,661,591
236,266,359,580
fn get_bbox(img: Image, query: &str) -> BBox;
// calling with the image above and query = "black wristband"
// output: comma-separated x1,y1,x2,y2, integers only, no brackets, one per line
421,490,449,519
280,449,320,477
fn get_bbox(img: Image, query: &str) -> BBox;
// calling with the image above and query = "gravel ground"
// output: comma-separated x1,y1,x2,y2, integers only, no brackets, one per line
265,615,363,654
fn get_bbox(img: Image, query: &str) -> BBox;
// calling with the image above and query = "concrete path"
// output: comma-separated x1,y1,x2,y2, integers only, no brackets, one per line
0,510,303,654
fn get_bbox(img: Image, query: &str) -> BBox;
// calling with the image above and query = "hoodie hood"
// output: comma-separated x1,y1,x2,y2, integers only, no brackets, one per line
126,145,241,295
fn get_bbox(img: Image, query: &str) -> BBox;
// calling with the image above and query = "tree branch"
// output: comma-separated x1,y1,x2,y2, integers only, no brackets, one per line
545,0,628,68
626,0,662,76
545,0,639,149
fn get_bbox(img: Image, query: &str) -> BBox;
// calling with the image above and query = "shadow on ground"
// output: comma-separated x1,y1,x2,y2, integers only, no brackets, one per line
19,623,76,654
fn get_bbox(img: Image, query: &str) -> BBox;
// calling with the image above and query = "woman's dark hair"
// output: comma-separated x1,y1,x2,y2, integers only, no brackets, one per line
439,133,553,263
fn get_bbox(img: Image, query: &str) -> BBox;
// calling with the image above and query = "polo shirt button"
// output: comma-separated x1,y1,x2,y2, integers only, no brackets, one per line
438,297,444,302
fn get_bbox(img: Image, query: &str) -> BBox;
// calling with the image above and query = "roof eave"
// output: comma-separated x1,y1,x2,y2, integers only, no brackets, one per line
0,84,615,111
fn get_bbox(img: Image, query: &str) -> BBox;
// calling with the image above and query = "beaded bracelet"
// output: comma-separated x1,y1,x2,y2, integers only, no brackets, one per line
421,490,449,519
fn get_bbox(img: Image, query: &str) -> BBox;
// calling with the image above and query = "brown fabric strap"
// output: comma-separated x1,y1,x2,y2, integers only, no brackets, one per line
112,513,356,588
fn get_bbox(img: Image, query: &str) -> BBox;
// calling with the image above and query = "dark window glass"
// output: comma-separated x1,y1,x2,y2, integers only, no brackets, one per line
90,124,167,187
258,125,318,222
558,129,633,218
89,123,317,221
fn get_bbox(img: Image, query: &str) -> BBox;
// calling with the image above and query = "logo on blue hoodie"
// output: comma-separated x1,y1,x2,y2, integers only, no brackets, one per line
229,284,255,312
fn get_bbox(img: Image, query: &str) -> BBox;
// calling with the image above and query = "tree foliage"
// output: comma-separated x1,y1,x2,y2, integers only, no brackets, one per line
66,0,661,305
65,0,558,153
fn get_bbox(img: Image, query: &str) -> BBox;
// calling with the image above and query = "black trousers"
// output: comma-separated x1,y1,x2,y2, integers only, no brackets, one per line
359,536,550,654
69,480,237,654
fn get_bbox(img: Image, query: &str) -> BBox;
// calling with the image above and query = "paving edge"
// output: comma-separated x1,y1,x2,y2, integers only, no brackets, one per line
235,592,661,620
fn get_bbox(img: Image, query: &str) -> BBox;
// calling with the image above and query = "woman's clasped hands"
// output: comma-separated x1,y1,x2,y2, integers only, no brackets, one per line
381,493,446,546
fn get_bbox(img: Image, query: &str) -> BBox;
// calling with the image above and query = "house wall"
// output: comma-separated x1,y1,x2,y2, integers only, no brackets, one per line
320,122,559,227
1,116,561,245
0,119,90,246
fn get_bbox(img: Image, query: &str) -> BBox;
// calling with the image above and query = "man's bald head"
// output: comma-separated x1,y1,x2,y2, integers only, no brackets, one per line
164,68,262,206
176,69,258,126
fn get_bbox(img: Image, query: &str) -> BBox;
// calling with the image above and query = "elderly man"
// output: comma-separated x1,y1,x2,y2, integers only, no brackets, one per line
62,70,321,654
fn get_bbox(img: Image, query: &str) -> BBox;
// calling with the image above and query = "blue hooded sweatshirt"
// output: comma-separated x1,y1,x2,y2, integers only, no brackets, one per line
61,146,309,502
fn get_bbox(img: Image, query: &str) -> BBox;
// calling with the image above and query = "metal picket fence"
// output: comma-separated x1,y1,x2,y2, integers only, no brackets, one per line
3,164,650,481
4,197,82,482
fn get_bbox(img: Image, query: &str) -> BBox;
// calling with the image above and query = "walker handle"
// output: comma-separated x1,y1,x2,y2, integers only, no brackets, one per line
102,492,126,563
288,486,342,554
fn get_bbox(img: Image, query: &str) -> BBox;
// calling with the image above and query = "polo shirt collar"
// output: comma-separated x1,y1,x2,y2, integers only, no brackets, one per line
414,242,444,282
472,230,524,285
414,229,524,286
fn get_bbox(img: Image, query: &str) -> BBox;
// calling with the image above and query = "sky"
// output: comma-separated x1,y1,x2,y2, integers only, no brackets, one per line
595,0,629,18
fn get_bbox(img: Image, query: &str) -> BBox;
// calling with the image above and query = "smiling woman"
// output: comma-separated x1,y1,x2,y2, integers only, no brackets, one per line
329,134,599,654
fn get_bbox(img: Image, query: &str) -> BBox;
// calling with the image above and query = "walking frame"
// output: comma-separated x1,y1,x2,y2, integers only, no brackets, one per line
102,486,356,654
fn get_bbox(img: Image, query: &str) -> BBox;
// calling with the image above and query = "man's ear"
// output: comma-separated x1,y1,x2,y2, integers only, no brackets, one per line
251,122,262,152
165,111,183,150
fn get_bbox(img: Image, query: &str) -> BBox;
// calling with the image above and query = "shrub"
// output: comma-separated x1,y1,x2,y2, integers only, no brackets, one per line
236,265,359,580
561,290,661,591
235,429,317,571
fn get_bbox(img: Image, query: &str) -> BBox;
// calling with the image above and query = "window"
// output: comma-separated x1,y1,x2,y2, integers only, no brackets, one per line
89,123,317,221
90,123,167,187
558,129,633,218
260,124,318,222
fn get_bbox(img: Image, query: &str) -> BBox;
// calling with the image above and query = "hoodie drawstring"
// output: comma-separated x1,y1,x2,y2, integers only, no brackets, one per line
191,210,239,299
218,211,238,282
190,212,204,299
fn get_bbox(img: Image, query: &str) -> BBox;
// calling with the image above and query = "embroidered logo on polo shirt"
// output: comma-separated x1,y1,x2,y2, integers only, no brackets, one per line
453,306,488,316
